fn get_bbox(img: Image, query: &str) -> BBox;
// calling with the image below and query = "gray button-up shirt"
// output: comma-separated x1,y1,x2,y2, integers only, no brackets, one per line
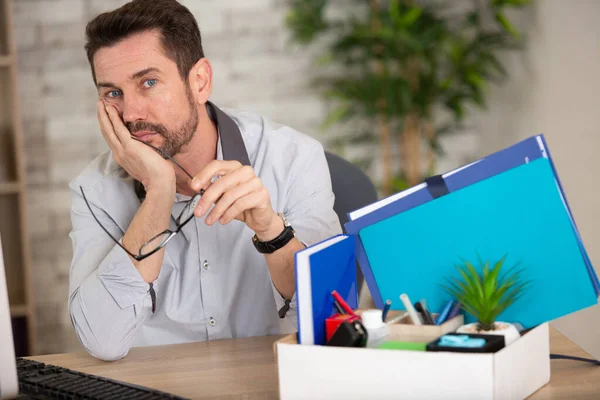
67,102,342,361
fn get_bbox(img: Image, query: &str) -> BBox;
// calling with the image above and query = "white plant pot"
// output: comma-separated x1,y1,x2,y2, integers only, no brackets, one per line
456,321,521,346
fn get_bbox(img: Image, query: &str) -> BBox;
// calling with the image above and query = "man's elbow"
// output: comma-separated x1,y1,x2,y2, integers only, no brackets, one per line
69,298,130,362
85,344,129,362
73,322,130,362
73,323,130,361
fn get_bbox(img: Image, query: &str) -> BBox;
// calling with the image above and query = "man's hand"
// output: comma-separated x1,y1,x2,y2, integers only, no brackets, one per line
190,160,283,240
97,100,175,193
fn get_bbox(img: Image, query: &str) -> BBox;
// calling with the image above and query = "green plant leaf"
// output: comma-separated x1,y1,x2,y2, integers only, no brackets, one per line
484,255,505,300
320,106,352,131
441,255,530,327
494,11,520,38
465,261,484,298
400,7,423,27
466,71,486,90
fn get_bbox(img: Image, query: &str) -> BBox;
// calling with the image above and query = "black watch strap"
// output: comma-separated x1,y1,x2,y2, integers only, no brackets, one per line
252,216,295,254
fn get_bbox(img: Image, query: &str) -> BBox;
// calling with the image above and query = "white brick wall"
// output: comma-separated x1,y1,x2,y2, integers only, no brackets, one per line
13,0,85,25
13,0,478,355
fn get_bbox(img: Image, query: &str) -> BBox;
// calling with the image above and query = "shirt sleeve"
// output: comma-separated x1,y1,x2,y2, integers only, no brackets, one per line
67,183,159,361
284,141,343,246
275,141,343,320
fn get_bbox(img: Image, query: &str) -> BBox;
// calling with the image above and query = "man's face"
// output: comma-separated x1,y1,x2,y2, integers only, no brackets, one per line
94,30,198,157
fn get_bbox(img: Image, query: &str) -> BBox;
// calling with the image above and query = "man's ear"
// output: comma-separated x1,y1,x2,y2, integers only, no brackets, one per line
188,58,212,104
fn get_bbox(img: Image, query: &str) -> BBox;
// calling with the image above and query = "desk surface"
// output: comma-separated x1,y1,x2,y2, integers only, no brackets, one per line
29,327,599,399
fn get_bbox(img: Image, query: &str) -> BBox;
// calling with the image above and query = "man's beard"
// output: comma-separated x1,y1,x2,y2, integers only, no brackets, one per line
127,86,199,158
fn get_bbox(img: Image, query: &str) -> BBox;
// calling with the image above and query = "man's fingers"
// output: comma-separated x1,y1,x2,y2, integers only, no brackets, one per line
190,160,245,192
194,165,255,218
97,100,122,149
217,190,267,226
105,104,132,145
204,177,263,224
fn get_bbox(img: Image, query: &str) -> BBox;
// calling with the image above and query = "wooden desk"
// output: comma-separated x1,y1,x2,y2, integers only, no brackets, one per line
29,327,599,399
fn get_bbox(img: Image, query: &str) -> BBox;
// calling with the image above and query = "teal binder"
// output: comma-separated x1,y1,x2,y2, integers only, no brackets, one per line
359,156,598,329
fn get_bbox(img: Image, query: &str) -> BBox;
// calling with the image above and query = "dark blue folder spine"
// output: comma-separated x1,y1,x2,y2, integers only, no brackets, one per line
538,135,600,296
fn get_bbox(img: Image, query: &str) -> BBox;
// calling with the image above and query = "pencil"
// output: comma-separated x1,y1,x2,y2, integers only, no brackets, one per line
331,290,356,316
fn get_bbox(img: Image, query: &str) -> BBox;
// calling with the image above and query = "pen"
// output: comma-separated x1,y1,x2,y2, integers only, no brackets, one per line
400,293,422,325
421,299,436,325
435,299,454,325
447,301,462,320
333,299,346,315
331,290,357,317
414,301,435,325
381,299,392,322
385,312,408,325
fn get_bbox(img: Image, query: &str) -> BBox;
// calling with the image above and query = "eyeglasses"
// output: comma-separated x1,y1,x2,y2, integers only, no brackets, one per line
80,139,203,261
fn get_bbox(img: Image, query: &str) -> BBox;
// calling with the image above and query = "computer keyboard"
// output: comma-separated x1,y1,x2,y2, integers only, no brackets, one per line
15,357,189,400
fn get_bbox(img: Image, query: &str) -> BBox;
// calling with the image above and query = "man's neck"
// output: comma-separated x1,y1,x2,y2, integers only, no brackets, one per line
172,108,218,197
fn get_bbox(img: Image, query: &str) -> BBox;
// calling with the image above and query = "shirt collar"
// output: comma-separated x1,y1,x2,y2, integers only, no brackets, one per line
206,101,250,166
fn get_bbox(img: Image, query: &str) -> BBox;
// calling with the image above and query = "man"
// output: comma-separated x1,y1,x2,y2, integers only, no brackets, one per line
68,0,341,361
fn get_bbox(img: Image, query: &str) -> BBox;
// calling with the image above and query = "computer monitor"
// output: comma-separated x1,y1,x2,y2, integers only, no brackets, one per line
0,235,18,399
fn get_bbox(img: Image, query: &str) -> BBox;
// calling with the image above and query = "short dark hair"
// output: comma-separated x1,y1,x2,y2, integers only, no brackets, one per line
84,0,204,84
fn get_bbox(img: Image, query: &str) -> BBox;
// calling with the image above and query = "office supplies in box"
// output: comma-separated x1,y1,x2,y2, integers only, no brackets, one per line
285,232,548,399
279,134,600,400
276,323,550,400
344,134,599,329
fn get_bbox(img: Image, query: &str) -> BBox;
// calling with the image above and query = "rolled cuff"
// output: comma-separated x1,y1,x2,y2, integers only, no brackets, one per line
97,243,153,309
271,279,297,322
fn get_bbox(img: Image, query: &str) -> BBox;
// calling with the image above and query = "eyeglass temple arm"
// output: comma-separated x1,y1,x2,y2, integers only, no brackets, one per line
79,186,141,260
130,136,194,180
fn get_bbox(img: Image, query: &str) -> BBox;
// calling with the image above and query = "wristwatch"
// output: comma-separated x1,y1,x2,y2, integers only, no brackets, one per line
252,213,296,254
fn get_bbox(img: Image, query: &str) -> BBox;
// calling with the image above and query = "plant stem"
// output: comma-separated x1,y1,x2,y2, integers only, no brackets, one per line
424,120,435,175
477,322,496,332
403,113,421,186
370,0,393,196
402,42,421,187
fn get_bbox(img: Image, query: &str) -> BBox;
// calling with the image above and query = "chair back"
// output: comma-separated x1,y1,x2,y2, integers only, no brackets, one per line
325,151,379,294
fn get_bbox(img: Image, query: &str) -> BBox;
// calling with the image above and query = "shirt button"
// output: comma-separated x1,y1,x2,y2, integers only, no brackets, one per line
209,317,216,326
203,260,209,270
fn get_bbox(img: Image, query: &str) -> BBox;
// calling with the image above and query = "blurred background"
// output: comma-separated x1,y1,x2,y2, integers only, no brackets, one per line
0,0,598,356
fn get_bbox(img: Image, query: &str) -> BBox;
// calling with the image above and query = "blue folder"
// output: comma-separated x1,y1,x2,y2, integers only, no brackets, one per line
345,134,599,329
294,234,358,345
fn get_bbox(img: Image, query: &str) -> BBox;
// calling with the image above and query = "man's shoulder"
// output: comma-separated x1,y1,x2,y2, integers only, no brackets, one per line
68,149,123,192
222,107,325,158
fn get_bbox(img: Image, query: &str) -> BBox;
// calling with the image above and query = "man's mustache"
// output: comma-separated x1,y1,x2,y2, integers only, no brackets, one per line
127,121,168,137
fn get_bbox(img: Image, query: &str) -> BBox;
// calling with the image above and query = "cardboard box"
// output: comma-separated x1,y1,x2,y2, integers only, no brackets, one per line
275,323,550,400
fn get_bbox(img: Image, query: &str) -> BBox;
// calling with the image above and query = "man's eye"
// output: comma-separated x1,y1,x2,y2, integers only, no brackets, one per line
143,79,157,88
107,90,121,98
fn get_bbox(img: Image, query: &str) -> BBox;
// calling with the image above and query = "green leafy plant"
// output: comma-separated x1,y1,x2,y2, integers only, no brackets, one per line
286,0,531,196
442,255,530,331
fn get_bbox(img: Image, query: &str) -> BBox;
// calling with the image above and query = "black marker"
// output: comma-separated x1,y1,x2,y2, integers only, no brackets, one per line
415,301,435,325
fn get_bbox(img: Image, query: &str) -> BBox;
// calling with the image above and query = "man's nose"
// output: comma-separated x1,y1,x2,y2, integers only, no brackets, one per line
122,92,148,124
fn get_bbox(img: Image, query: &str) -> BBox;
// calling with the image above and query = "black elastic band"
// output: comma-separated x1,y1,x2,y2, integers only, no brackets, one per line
149,282,156,313
278,299,291,319
425,174,449,199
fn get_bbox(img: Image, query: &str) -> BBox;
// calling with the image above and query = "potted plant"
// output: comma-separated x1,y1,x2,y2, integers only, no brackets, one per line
441,255,530,345
285,0,531,196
